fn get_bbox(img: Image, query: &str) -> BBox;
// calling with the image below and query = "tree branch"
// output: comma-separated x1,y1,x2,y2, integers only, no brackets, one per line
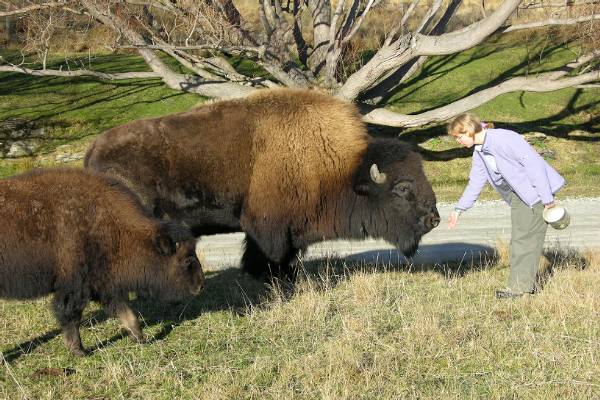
79,0,256,99
118,44,264,55
341,0,380,44
385,0,420,45
567,50,600,68
361,69,600,127
413,0,522,56
0,64,159,80
415,0,443,33
307,0,333,74
337,0,522,100
360,0,463,104
0,1,76,17
518,0,599,9
503,14,600,33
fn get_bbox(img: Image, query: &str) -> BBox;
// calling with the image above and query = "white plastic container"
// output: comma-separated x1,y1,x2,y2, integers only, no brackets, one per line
543,205,570,230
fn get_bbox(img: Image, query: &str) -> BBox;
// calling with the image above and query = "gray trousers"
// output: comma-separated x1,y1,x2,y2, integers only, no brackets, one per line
508,192,548,293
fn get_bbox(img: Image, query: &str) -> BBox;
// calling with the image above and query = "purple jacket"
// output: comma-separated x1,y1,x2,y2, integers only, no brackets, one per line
456,128,565,210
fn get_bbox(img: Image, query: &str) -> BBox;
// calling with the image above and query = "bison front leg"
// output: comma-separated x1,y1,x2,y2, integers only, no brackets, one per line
106,299,145,343
53,292,87,357
241,234,300,280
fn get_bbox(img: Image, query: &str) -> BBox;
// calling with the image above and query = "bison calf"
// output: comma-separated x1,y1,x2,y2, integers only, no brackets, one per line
0,169,205,356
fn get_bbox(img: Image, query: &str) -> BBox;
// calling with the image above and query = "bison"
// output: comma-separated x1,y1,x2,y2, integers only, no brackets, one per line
0,169,205,356
85,89,440,278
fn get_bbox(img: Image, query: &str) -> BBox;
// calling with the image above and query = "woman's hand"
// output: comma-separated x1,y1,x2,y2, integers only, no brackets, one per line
448,210,460,229
544,201,556,209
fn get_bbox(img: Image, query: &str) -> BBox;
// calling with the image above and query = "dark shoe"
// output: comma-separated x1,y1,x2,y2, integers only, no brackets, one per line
495,289,529,299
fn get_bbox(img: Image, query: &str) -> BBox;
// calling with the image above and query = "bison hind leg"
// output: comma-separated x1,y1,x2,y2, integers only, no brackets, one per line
103,297,145,343
241,234,300,281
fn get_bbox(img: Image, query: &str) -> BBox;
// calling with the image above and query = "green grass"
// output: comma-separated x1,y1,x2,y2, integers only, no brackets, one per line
388,33,598,125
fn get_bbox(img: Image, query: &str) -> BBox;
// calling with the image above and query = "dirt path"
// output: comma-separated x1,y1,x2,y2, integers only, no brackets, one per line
196,197,600,270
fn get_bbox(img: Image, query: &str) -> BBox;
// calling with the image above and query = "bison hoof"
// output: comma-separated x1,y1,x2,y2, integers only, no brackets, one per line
127,332,146,344
69,347,87,357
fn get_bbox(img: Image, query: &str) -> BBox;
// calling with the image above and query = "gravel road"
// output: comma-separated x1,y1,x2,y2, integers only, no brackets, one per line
196,198,600,270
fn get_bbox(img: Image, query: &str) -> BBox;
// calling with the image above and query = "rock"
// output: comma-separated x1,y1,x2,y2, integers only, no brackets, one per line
8,129,27,139
30,127,47,137
55,151,85,163
523,132,547,143
539,148,556,160
0,119,48,140
6,141,36,158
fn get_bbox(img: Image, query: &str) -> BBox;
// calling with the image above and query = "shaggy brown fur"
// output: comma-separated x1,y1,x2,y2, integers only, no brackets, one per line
0,169,205,356
85,88,439,278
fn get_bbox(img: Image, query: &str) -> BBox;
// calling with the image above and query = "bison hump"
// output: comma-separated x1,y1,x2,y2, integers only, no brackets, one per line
244,89,368,220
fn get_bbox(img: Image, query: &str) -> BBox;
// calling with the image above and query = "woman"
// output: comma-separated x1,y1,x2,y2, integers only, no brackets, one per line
447,113,565,298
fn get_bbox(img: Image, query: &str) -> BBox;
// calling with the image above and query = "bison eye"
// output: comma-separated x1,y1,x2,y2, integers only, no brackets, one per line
392,182,412,197
183,257,198,270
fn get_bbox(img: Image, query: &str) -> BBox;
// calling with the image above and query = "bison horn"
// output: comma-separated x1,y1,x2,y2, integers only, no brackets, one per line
370,164,387,184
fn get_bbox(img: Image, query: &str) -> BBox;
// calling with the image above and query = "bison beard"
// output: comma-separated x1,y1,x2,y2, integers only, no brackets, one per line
85,89,440,280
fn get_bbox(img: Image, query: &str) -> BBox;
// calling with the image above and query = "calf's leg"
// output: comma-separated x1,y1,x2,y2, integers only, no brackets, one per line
105,298,145,343
53,291,87,356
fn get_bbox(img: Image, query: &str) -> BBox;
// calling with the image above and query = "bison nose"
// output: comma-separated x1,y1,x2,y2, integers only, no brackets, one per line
191,281,204,295
429,210,440,228
420,206,440,232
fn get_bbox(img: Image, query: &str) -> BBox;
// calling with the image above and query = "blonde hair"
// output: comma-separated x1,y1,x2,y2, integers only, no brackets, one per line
447,113,494,138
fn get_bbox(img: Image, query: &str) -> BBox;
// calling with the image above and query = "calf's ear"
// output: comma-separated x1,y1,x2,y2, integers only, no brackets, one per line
154,226,177,256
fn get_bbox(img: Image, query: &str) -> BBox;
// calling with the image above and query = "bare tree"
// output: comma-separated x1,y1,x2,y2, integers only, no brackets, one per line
1,0,599,128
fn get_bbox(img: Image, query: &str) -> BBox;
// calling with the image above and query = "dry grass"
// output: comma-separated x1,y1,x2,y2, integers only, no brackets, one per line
1,245,598,399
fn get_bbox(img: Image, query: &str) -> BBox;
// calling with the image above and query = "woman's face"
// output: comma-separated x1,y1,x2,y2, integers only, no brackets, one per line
454,133,475,148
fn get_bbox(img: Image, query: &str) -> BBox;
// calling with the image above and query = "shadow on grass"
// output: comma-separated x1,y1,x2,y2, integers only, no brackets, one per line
295,242,499,288
80,243,504,353
0,309,109,363
537,247,590,290
0,75,173,123
367,92,600,163
1,328,64,363
0,267,268,362
1,243,591,361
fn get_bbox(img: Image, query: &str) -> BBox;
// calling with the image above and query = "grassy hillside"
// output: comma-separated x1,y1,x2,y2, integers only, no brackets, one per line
387,32,600,200
0,52,202,178
1,33,598,200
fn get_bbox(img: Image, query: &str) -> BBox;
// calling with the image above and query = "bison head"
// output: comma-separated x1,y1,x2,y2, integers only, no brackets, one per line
352,139,439,257
150,222,205,301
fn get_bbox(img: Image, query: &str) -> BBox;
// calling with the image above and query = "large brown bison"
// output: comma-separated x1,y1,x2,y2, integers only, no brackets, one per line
0,169,205,356
85,89,440,278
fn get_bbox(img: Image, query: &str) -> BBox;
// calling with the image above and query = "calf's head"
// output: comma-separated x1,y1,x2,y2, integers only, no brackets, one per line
353,139,439,257
148,222,205,301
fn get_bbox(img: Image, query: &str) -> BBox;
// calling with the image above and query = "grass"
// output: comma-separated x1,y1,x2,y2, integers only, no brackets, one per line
1,247,599,399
